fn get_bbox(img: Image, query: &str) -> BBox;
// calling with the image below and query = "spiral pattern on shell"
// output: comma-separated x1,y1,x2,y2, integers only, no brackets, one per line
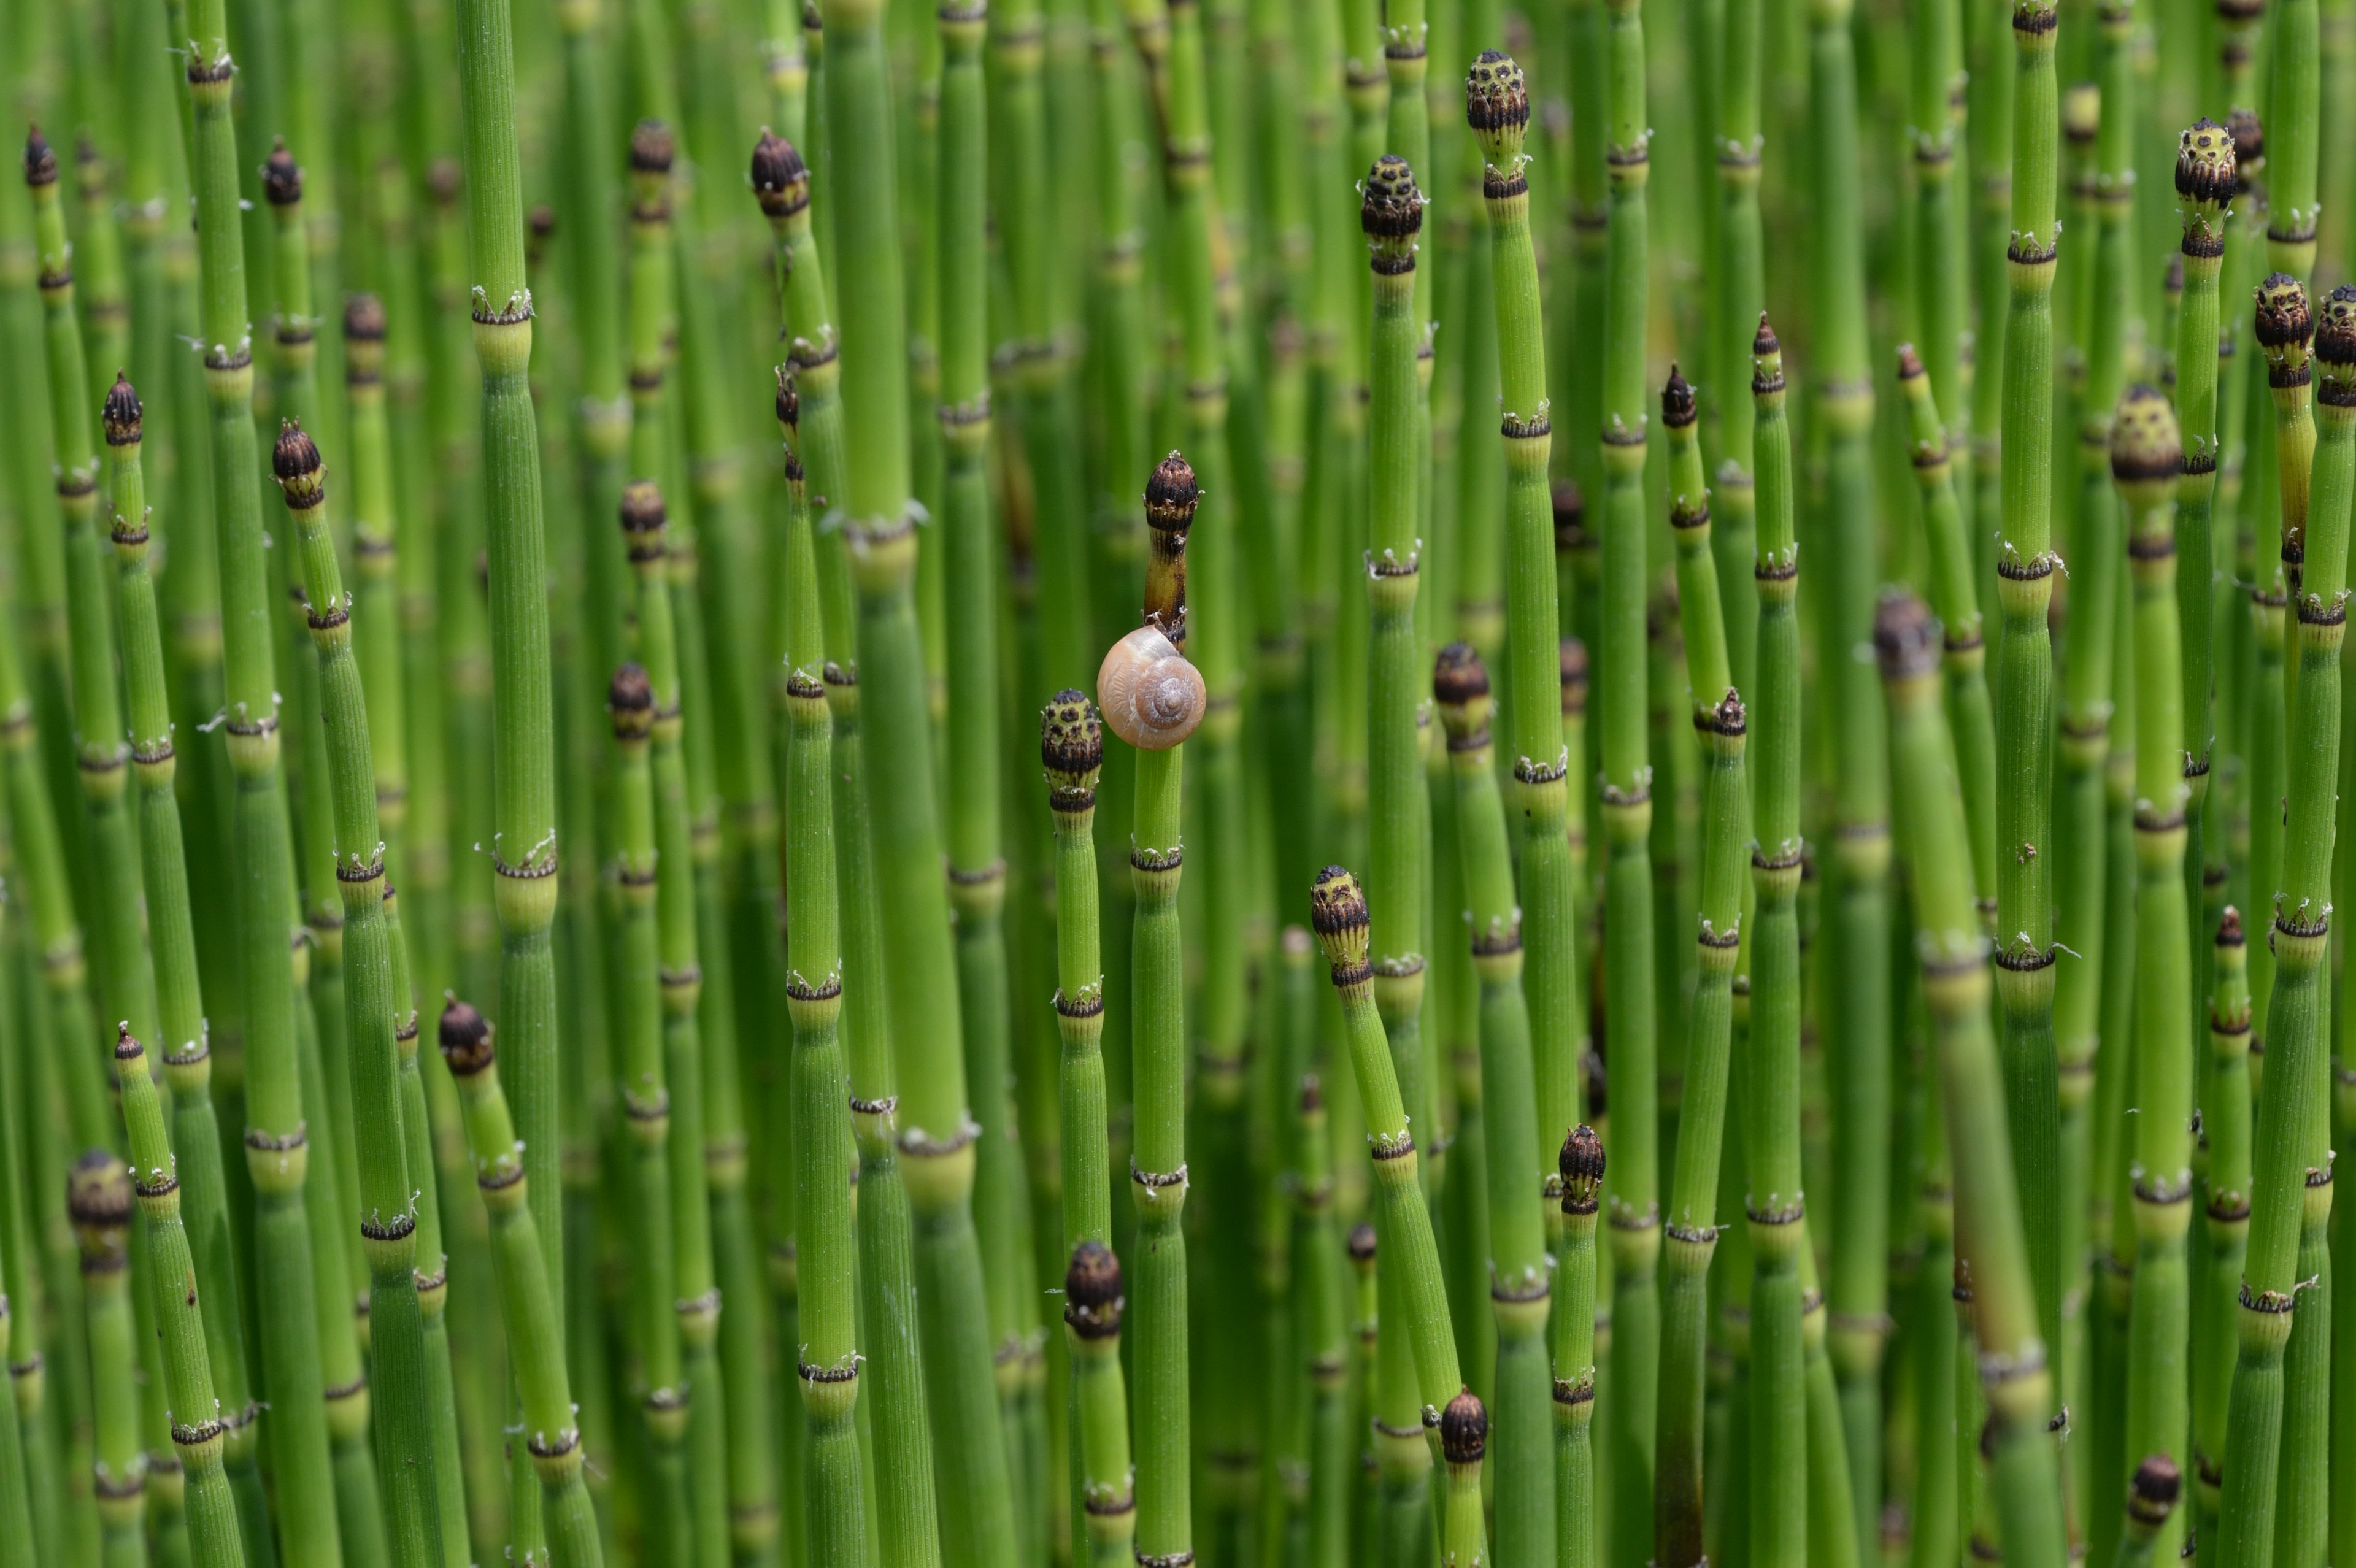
1096,625,1206,751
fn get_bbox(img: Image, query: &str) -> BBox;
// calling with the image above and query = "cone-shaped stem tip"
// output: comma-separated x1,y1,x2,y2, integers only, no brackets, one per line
775,366,800,431
2110,385,2183,484
1361,156,1422,241
610,663,655,737
263,139,302,206
1346,1222,1378,1266
2129,1456,2182,1523
1309,867,1372,968
272,420,323,483
1465,51,1529,160
1661,364,1697,427
1041,690,1104,785
2317,285,2356,365
345,293,387,342
751,128,809,217
103,375,142,446
1441,1389,1488,1464
1753,313,1781,357
1873,589,1940,680
2218,905,2246,946
630,120,676,175
1145,450,1201,529
2255,273,2313,348
2178,118,2236,204
68,1148,133,1232
1561,1124,1606,1204
1433,641,1491,709
1064,1241,1125,1339
23,125,55,187
1896,342,1925,381
438,996,495,1077
620,480,668,561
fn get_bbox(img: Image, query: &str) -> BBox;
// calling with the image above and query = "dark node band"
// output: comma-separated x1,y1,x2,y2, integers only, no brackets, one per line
360,1210,417,1242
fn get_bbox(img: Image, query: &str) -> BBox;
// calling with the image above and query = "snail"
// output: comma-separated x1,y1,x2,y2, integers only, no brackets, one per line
1096,625,1207,751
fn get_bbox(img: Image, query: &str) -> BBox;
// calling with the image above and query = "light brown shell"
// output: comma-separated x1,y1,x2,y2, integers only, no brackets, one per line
1096,625,1206,751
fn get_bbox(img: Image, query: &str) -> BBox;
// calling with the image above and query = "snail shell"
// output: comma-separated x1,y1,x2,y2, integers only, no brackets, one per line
1096,625,1206,751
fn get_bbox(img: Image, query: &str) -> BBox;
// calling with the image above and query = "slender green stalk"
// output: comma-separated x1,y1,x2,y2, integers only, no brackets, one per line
2263,285,2350,1568
1107,451,1207,1568
0,1232,36,1562
102,387,250,1568
431,1002,601,1568
26,126,158,1113
756,144,946,1568
1896,352,1996,926
450,0,564,1351
2110,387,2195,1566
1993,0,2066,1380
1648,361,1745,1568
1547,1124,1601,1568
1805,0,1889,1532
619,482,730,1568
107,1021,241,1568
1712,0,1763,696
271,422,448,1568
2271,0,2322,277
2193,910,2251,1547
1875,590,2069,1568
1042,694,1134,1568
771,410,867,1568
604,658,696,1568
1432,636,1552,1568
2177,121,2233,1073
1311,866,1462,1409
175,6,344,1559
1598,0,1659,1528
1744,318,1805,1568
941,0,1041,1494
819,0,1018,1554
70,1151,150,1568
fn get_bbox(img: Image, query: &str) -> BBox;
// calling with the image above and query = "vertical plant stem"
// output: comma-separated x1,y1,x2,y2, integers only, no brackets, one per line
1746,318,1806,1568
1557,1128,1606,1568
174,8,345,1559
1876,591,2071,1568
2271,0,2322,277
69,1151,150,1568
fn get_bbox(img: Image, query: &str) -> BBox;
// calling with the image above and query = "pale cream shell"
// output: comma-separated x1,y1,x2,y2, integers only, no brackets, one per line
1096,625,1206,751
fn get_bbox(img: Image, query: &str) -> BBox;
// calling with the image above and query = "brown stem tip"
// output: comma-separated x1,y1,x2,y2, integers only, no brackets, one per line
1309,867,1372,969
103,375,142,447
1440,1388,1488,1465
2316,284,2356,367
345,293,387,342
1064,1240,1125,1339
23,125,56,187
1361,155,1423,242
1346,1221,1378,1266
630,120,676,176
2110,384,2183,485
2227,109,2264,191
2217,905,2245,947
1433,641,1491,709
1561,1124,1606,1207
2129,1456,2182,1524
68,1148,134,1234
2177,118,2235,204
750,128,809,218
1145,450,1201,529
1041,690,1104,785
1661,363,1697,427
263,139,302,206
2255,273,2312,348
610,662,655,738
1873,588,1940,680
438,996,495,1077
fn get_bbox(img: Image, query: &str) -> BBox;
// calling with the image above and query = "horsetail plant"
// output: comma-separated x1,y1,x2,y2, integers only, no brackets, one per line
2113,385,2196,1567
1099,452,1208,1568
1556,1124,1605,1568
618,482,732,1568
939,0,1041,1487
272,421,449,1568
2260,283,2352,1568
69,1148,150,1568
1895,348,1996,918
1744,317,1806,1568
1653,363,1745,1568
102,378,275,1568
1598,0,1662,1525
2192,907,2252,1547
1712,0,1763,693
1875,589,2070,1568
774,394,868,1568
1993,0,2067,1377
1042,694,1136,1568
1432,640,1552,1568
604,656,697,1568
26,126,159,1101
175,3,345,1558
2176,120,2234,1026
109,1019,243,1568
433,1001,602,1568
